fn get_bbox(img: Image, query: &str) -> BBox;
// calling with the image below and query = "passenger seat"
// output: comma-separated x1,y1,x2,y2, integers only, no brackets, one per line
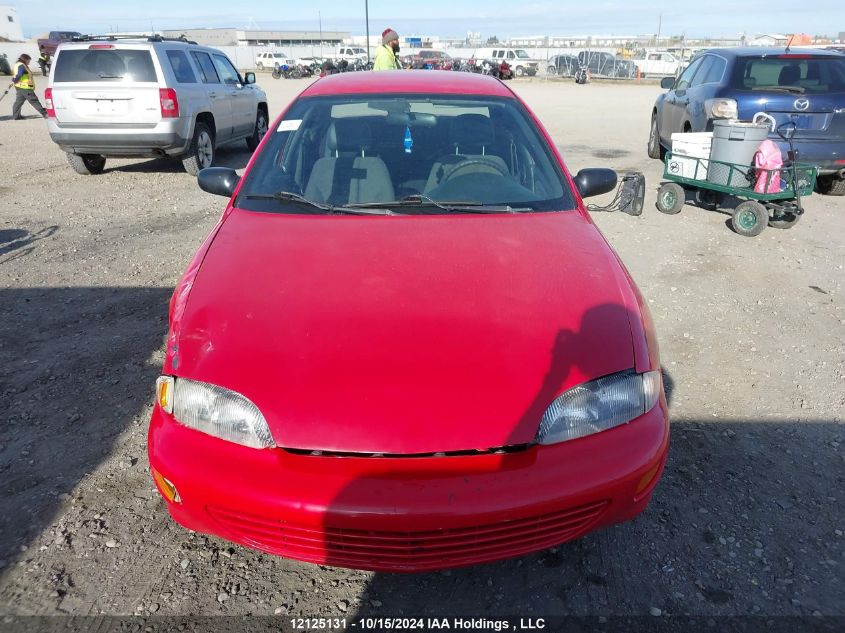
305,120,395,205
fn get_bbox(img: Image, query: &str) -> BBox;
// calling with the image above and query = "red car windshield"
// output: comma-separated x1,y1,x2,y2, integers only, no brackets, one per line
237,94,574,213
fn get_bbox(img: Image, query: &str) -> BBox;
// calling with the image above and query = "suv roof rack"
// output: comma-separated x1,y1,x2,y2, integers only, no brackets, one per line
71,34,198,45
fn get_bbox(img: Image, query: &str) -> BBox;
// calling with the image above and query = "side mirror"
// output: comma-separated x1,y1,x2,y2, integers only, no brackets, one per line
244,72,256,84
574,168,618,199
198,167,240,198
660,76,676,90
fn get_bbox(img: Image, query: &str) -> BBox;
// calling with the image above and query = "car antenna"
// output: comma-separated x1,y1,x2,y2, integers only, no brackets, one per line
785,34,794,54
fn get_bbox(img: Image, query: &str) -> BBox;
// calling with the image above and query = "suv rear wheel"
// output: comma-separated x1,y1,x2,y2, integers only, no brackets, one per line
182,122,214,176
816,175,845,196
246,108,269,152
515,66,525,77
67,153,106,175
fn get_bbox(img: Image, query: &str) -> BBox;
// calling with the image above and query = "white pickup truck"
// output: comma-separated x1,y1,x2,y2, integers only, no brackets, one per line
323,46,368,64
635,51,682,77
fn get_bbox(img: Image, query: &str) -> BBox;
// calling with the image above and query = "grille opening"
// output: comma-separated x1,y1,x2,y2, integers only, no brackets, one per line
281,443,533,458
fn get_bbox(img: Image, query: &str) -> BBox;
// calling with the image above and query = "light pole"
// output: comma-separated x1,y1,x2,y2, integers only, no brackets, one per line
365,0,370,63
319,11,322,60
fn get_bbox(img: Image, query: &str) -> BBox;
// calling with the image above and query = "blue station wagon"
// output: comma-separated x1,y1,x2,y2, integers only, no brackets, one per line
648,47,845,195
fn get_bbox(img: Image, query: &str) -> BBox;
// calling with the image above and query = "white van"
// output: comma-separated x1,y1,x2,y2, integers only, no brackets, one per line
473,48,538,76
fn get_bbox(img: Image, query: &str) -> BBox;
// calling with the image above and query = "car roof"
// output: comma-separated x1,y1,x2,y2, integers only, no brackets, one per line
300,70,515,97
701,46,844,59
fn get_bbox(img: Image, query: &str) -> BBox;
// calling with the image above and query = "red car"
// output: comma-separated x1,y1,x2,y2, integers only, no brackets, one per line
148,71,669,572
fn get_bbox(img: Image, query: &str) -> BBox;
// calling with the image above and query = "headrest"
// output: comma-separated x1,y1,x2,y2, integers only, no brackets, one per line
450,113,495,148
327,119,373,154
778,65,801,86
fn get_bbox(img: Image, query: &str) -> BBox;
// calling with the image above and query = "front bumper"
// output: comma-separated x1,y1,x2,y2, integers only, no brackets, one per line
47,116,192,157
148,401,669,572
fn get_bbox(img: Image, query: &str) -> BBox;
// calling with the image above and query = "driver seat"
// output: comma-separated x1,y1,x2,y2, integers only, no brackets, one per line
424,114,509,193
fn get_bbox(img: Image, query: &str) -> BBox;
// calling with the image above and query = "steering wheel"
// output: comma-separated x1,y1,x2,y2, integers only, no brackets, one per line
442,158,509,183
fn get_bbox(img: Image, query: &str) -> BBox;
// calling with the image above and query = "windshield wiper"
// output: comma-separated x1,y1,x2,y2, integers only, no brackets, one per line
240,191,398,215
346,194,517,214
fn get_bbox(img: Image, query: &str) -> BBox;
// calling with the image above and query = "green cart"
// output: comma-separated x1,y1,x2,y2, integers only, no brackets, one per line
655,152,818,237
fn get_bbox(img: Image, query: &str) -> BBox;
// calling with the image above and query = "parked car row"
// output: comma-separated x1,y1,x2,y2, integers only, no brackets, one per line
546,51,640,79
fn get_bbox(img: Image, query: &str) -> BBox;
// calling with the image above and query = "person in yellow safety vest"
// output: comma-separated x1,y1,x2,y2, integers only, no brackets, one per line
38,51,50,76
373,28,401,71
11,54,47,120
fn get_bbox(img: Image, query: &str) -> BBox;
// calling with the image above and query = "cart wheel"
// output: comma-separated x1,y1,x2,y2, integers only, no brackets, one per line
656,182,685,214
731,201,768,237
768,212,801,229
695,189,720,210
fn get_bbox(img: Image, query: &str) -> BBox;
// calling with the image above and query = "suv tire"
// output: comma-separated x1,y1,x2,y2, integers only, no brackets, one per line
246,108,269,152
648,113,666,160
515,66,525,77
816,175,845,196
182,122,214,176
67,153,106,175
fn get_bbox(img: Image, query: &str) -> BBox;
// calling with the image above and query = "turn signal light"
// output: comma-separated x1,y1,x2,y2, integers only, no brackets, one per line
44,88,55,118
635,462,662,495
156,376,174,413
151,468,181,504
159,88,179,118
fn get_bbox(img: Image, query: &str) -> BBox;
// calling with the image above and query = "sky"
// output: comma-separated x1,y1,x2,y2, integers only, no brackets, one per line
13,0,845,39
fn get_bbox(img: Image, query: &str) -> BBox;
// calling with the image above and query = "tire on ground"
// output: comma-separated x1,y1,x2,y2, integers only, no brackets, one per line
656,182,685,214
182,121,214,176
648,113,665,160
731,200,768,237
66,153,106,175
815,175,845,196
246,108,269,152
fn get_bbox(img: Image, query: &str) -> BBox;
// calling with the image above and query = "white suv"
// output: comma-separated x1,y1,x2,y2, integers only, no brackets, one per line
46,35,269,175
255,51,295,70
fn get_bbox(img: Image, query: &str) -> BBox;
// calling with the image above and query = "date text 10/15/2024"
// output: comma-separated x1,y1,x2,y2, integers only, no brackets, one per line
290,618,547,631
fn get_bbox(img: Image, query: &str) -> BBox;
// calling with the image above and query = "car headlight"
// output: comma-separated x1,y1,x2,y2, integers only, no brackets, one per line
535,370,661,445
156,376,275,449
705,98,738,119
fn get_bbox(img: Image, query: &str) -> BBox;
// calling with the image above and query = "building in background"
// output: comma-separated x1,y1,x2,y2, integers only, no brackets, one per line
0,4,24,41
161,28,348,47
749,33,789,46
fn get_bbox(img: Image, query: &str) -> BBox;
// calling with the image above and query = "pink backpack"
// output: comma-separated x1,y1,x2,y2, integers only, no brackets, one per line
754,139,783,193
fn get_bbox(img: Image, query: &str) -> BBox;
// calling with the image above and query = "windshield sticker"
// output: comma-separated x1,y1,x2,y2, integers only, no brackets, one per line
277,119,302,132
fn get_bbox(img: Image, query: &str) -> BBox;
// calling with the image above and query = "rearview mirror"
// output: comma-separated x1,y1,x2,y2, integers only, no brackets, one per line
574,168,618,199
660,76,676,90
198,167,240,198
244,72,256,84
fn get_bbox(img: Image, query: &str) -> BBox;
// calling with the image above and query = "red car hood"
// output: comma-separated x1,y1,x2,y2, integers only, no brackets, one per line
174,209,637,454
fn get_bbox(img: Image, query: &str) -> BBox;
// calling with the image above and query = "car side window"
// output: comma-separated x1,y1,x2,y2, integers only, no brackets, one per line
507,51,515,59
702,56,727,84
689,56,716,87
212,54,241,86
676,56,704,90
190,51,220,84
166,50,197,83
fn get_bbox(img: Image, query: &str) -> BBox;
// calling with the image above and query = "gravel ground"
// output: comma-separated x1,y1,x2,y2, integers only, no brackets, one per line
0,75,843,623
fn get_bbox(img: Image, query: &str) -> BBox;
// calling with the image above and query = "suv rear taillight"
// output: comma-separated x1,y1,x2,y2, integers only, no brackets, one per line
44,88,55,118
159,88,179,118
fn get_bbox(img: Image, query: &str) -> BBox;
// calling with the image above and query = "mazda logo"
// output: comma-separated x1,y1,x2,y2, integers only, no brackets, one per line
794,98,810,111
